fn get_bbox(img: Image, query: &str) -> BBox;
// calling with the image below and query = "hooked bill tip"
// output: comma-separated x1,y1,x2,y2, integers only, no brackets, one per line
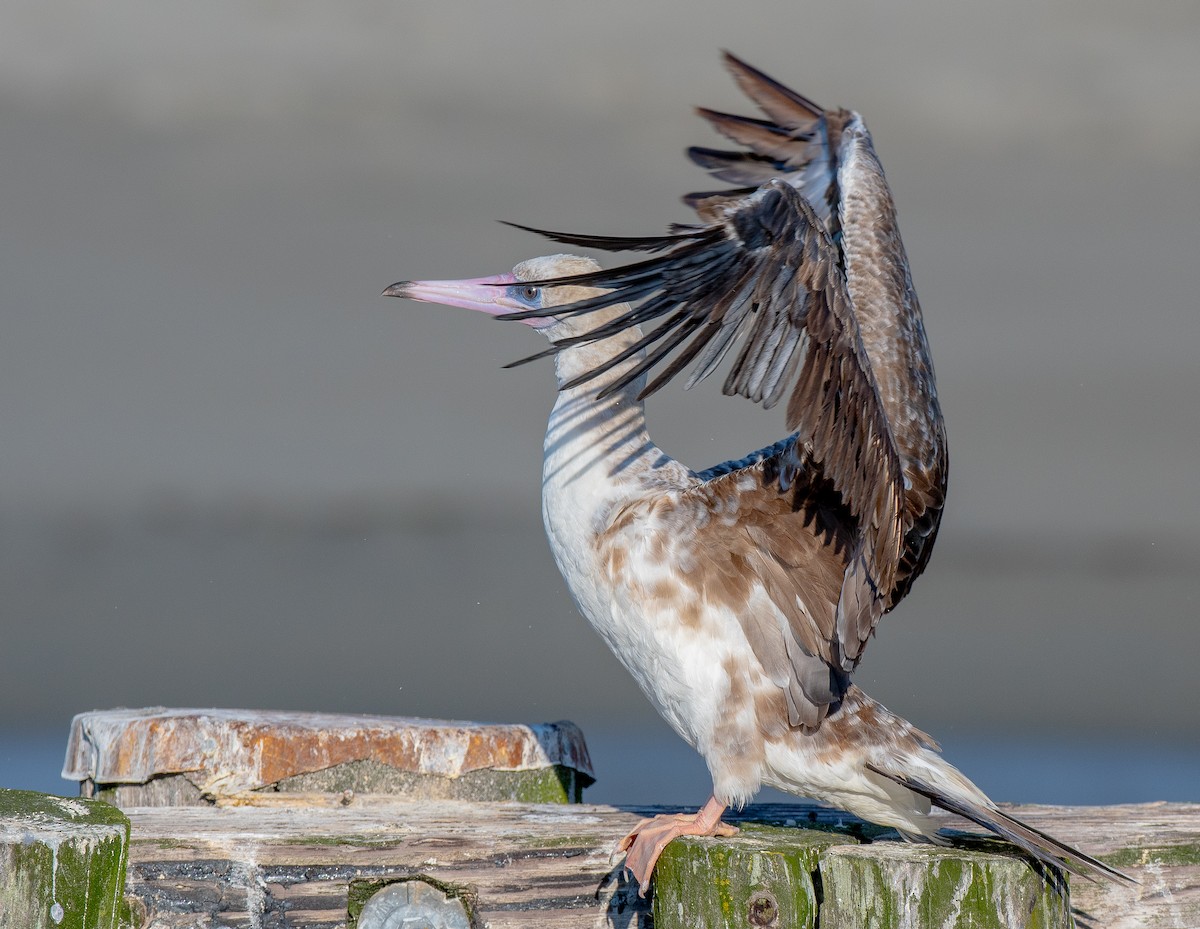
382,281,412,298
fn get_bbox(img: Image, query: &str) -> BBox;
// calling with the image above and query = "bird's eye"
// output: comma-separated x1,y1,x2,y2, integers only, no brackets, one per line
508,284,542,307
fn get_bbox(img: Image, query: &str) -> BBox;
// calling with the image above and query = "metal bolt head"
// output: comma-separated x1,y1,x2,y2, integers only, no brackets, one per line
747,889,779,928
357,879,472,929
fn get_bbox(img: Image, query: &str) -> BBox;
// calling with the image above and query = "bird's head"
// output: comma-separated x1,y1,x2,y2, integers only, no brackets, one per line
384,253,619,343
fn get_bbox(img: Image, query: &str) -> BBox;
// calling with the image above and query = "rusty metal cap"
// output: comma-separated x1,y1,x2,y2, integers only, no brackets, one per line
62,708,594,794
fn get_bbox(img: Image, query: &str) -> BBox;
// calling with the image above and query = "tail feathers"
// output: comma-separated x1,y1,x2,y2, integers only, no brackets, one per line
865,763,1134,885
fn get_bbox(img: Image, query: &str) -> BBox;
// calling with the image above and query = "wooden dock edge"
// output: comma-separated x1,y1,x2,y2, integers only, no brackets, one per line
106,797,1197,928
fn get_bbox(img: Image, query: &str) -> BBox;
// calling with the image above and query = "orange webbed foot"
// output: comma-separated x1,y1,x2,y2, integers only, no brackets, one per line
616,796,737,895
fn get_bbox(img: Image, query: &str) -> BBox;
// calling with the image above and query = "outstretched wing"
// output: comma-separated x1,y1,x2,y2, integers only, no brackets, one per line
690,54,946,602
499,53,946,725
691,52,947,607
685,51,852,232
503,181,904,686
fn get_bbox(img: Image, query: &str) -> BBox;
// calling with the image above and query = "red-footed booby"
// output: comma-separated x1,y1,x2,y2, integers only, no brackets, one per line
384,53,1128,893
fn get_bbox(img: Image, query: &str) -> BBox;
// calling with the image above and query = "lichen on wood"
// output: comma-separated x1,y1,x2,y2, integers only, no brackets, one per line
0,788,130,929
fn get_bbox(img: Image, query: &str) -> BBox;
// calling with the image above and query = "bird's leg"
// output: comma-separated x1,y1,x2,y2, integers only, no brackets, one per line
617,795,738,895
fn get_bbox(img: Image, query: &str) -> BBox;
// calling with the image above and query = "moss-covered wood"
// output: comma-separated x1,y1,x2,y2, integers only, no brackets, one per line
267,758,587,803
653,825,849,929
651,824,1072,929
0,789,130,929
820,843,1071,929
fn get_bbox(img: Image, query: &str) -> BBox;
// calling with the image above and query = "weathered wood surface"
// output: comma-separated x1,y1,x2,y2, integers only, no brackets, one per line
657,826,1075,929
997,803,1200,929
63,709,593,806
120,798,1200,928
819,842,1071,929
654,824,840,929
123,797,645,928
0,788,131,929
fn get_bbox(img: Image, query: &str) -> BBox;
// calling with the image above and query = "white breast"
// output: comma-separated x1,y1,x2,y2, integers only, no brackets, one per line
540,388,742,758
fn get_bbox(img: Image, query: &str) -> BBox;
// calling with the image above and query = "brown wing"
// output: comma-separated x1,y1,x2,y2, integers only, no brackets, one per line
690,52,947,605
498,54,947,722
689,52,947,605
502,181,904,680
685,51,852,232
833,124,948,606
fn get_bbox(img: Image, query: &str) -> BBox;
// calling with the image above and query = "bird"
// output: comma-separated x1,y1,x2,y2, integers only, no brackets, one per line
384,52,1128,894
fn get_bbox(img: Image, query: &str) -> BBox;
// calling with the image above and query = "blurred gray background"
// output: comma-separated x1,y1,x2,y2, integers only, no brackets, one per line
1,2,1197,804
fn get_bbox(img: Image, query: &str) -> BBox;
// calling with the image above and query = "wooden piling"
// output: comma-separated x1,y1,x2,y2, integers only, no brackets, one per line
0,788,130,929
653,825,842,929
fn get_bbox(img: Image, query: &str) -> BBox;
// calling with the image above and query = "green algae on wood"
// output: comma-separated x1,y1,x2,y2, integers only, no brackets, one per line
1101,841,1200,870
0,789,130,929
820,842,1071,929
653,826,850,929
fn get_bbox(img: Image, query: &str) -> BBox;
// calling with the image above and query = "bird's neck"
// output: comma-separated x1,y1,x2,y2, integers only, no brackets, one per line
543,329,662,500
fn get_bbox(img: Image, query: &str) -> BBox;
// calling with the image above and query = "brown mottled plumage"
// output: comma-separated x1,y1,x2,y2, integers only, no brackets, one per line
385,52,1127,895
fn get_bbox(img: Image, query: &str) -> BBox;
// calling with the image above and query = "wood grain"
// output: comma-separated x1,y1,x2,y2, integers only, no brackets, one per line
120,799,1200,928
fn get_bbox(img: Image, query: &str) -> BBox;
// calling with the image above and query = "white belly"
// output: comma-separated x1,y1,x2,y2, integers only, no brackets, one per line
538,386,769,804
549,504,778,807
541,470,738,757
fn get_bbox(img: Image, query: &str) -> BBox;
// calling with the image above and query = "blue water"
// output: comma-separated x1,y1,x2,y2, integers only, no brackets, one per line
581,727,1200,807
0,731,74,798
6,725,1196,806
